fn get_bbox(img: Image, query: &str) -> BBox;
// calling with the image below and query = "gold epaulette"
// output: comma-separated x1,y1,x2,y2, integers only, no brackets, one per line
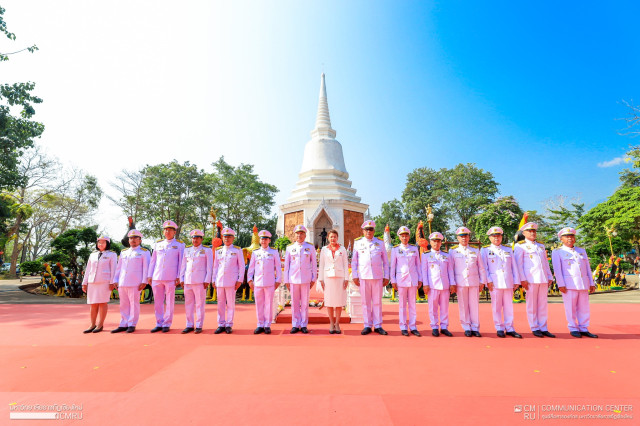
517,240,526,244
483,244,490,248
502,244,511,248
203,244,211,248
141,247,148,251
122,247,130,251
423,249,431,253
393,244,400,248
451,245,459,249
234,245,241,249
156,238,163,242
176,239,184,244
186,244,193,248
355,236,363,241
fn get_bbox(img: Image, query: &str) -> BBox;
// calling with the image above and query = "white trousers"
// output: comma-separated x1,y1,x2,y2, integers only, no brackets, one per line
525,283,549,331
216,286,236,327
428,288,450,329
184,283,206,328
254,286,275,327
457,286,480,331
152,280,176,327
398,286,417,330
360,279,383,329
490,288,514,331
561,289,591,332
290,283,310,327
118,286,141,327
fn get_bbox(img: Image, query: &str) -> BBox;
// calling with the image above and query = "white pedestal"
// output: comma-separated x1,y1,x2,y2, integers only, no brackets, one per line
273,284,291,322
346,279,363,323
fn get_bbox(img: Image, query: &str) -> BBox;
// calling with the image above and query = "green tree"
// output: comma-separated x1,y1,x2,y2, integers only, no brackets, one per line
209,156,278,244
579,187,640,255
441,163,499,227
44,227,97,277
0,7,42,191
618,145,640,188
468,196,524,245
401,167,448,236
373,199,408,239
273,236,291,253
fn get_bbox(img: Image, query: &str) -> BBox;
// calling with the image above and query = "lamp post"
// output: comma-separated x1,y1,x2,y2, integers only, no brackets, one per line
425,205,434,235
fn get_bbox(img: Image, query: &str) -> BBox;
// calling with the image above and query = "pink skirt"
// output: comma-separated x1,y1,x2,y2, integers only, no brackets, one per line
323,277,347,307
87,282,111,304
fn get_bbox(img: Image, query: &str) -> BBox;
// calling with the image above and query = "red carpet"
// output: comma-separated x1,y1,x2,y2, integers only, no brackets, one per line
1,302,638,425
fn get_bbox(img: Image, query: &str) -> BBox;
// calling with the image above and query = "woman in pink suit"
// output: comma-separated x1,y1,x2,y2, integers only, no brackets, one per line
82,236,117,333
318,230,349,334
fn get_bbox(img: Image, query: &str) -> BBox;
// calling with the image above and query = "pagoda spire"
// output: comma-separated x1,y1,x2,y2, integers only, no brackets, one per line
311,73,336,139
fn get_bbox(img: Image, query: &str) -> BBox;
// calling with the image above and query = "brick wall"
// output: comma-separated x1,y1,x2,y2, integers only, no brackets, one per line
343,210,364,249
284,211,304,240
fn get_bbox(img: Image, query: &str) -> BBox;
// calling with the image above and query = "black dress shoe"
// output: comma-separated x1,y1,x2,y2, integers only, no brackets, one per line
162,327,170,333
301,327,309,334
225,327,232,334
472,331,481,337
83,325,97,334
92,326,103,333
506,331,522,339
497,330,506,338
214,326,225,334
329,329,335,334
401,330,409,336
290,327,300,334
361,327,372,335
126,326,136,333
441,329,453,337
374,328,388,335
254,327,265,334
194,328,202,334
580,331,598,338
335,328,342,334
432,329,440,337
182,327,194,334
410,329,421,337
264,327,271,334
570,331,582,338
464,330,472,337
541,331,556,338
150,326,163,333
532,330,544,338
111,327,127,334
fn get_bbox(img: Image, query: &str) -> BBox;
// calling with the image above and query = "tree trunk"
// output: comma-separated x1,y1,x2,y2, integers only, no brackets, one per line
8,215,24,276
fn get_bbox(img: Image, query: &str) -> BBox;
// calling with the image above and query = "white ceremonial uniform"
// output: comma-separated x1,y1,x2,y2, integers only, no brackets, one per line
390,243,422,331
148,238,185,328
481,244,520,332
248,247,282,327
82,250,118,304
514,239,553,332
283,242,317,328
421,249,456,330
179,244,213,329
114,246,150,327
212,244,245,327
449,244,487,332
351,236,390,329
552,245,594,332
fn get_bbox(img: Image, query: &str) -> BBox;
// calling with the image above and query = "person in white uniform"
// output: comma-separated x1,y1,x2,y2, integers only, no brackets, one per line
248,230,282,334
111,229,150,334
480,226,522,338
212,227,245,334
390,226,422,336
179,229,213,334
82,235,118,333
421,232,456,337
552,227,598,338
513,222,556,338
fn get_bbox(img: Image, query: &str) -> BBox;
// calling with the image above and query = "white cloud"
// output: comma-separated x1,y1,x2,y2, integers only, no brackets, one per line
597,156,628,168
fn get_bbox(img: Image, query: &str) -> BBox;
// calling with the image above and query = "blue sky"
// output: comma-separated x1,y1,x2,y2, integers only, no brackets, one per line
2,1,639,236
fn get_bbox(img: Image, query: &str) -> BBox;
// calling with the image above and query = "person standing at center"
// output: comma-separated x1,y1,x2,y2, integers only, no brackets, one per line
212,228,245,334
148,220,185,333
284,225,317,334
450,227,487,337
390,226,423,336
179,229,213,334
247,230,281,335
351,220,390,335
318,229,349,334
513,222,556,338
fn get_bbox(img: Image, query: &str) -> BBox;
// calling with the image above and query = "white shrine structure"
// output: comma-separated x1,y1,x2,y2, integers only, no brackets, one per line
276,73,368,249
